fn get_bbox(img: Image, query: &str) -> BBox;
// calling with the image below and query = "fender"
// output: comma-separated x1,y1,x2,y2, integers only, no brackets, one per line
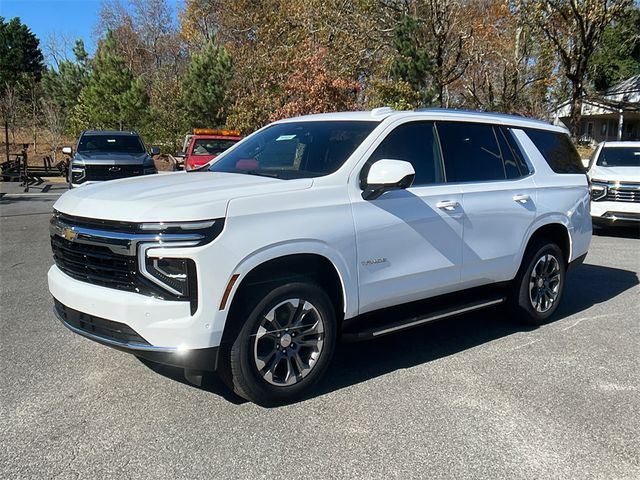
518,214,573,267
218,239,358,326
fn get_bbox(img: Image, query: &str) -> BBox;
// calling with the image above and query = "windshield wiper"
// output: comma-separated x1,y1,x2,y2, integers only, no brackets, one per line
237,170,282,179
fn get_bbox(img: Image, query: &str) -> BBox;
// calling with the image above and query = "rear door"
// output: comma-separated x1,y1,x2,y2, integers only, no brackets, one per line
436,121,537,285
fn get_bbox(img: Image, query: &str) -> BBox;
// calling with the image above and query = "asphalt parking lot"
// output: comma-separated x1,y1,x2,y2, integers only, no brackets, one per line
1,185,639,479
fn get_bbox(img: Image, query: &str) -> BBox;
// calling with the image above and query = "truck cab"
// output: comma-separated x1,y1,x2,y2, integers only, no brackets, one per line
183,129,243,171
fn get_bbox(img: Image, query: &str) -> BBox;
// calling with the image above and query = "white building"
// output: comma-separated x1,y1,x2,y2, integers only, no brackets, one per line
553,74,640,143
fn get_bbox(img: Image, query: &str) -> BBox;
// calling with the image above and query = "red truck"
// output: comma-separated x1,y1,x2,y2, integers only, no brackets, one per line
179,129,243,171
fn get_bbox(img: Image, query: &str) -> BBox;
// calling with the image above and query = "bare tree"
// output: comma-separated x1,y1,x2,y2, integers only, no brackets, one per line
43,32,75,69
1,82,23,162
41,98,67,162
98,0,183,76
523,0,632,138
424,0,469,107
458,0,552,116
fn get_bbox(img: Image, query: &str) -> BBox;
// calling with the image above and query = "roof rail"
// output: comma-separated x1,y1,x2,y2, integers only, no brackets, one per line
413,107,552,126
370,107,395,118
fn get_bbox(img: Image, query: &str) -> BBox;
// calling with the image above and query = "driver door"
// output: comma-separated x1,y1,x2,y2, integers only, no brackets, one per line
349,121,464,314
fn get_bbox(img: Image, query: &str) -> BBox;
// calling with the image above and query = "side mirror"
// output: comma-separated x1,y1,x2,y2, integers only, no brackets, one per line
582,158,590,170
150,146,161,156
362,159,415,200
175,151,186,158
62,146,73,156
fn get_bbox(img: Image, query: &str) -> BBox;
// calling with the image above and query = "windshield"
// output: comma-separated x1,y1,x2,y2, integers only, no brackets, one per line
192,138,238,156
209,121,378,179
78,134,145,154
597,146,640,167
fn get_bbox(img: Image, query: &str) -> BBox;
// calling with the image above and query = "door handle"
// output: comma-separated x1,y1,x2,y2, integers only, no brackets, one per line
513,194,530,204
436,200,460,211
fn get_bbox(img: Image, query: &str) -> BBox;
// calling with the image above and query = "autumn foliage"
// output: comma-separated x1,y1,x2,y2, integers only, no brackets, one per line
271,48,360,122
3,0,638,156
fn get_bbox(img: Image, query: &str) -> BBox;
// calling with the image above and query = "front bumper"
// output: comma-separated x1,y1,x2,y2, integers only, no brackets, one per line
48,265,222,349
591,200,640,226
53,298,219,371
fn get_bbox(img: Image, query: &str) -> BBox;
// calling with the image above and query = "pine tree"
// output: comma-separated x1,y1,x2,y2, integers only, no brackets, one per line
71,32,149,132
391,14,434,104
42,40,90,113
589,8,640,91
181,42,232,128
0,16,44,161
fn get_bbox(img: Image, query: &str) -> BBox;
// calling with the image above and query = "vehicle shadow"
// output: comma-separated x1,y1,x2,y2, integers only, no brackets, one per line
137,357,248,405
313,263,638,400
139,262,638,406
593,225,640,239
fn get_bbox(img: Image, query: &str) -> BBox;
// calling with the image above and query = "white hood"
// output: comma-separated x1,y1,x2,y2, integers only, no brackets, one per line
54,171,313,222
589,165,640,183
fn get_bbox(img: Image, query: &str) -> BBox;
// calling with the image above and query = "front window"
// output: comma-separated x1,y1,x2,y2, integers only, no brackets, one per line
597,146,640,167
192,138,238,156
209,121,378,179
78,134,145,154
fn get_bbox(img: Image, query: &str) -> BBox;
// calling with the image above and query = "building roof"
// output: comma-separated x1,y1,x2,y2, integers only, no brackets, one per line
605,74,640,97
552,74,640,117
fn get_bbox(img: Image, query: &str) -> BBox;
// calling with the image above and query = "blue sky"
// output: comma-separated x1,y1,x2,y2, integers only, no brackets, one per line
0,0,181,65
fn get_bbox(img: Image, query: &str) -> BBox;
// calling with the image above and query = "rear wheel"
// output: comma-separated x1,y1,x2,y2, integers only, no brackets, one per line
510,240,566,325
226,282,336,405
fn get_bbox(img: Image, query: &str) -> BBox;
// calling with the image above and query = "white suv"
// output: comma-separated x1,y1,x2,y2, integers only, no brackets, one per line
48,109,591,405
587,141,640,226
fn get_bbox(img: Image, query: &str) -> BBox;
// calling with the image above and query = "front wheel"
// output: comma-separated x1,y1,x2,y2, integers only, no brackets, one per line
227,282,336,406
510,240,566,325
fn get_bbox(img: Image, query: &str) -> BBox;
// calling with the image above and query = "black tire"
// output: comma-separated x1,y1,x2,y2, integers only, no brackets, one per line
510,239,566,325
225,282,336,406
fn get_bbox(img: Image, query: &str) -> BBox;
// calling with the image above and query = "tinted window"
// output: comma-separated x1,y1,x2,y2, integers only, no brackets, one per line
365,121,444,186
523,128,584,173
437,122,505,182
192,139,238,156
502,127,531,175
495,128,521,179
210,121,377,179
596,146,640,167
78,134,145,154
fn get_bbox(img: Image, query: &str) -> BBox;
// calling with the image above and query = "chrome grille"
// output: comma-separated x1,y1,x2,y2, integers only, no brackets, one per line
49,212,205,305
604,184,640,203
84,164,143,181
51,233,138,292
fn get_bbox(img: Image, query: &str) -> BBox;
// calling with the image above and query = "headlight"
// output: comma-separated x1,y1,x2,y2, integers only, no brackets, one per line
142,255,194,297
590,180,608,201
71,161,85,183
136,219,222,302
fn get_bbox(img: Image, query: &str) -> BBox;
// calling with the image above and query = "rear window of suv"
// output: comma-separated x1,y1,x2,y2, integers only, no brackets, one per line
522,128,584,173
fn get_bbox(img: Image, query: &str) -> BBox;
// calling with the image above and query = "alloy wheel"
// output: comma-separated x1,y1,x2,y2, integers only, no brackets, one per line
253,298,325,386
528,254,562,313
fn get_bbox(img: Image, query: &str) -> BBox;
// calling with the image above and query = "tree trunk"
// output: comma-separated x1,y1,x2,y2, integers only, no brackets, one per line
569,80,583,141
4,120,9,163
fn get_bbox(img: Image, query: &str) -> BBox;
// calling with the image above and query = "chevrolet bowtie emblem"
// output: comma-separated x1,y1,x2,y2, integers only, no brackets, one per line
62,228,78,241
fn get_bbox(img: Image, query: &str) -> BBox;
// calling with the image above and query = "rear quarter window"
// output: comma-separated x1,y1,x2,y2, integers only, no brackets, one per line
523,128,584,174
